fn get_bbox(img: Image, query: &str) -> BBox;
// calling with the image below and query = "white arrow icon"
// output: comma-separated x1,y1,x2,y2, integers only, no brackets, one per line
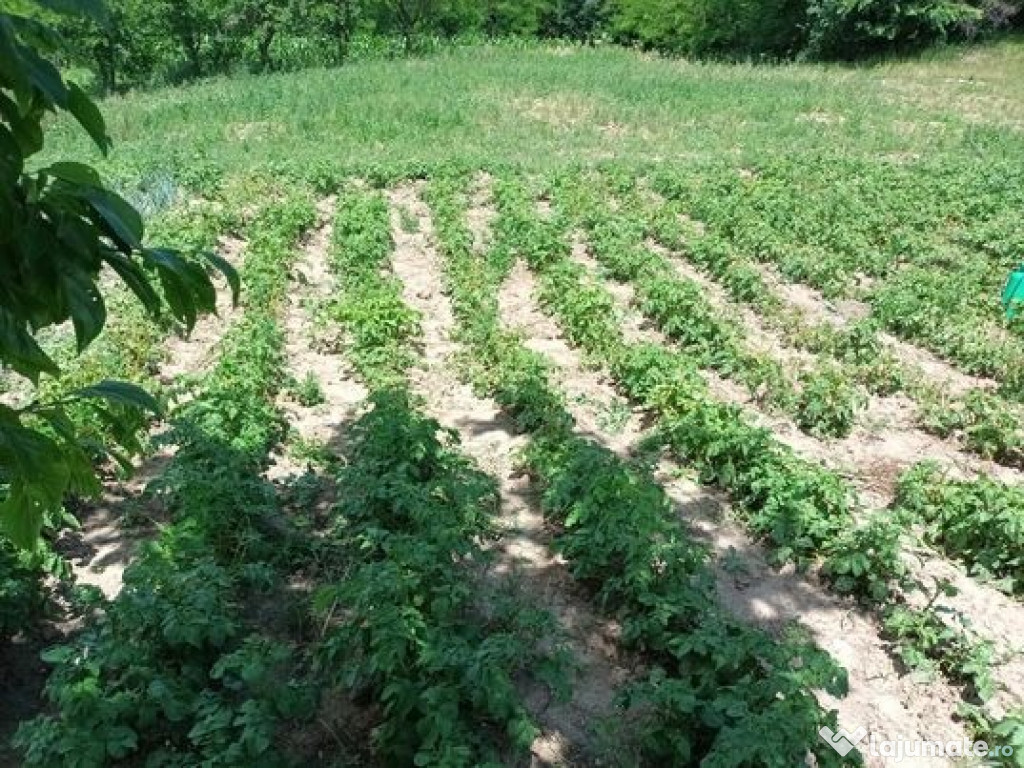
819,725,869,757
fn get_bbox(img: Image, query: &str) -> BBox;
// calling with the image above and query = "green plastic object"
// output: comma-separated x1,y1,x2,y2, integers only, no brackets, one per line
1003,268,1024,320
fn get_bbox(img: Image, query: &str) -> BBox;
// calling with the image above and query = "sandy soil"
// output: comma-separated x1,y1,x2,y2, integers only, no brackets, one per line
267,197,368,483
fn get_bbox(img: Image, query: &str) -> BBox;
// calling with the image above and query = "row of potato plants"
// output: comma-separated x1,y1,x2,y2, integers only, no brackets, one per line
426,172,856,767
894,463,1024,598
326,190,420,388
15,182,323,767
498,171,1007,712
319,185,569,766
640,170,1024,470
642,161,1024,401
551,171,865,440
621,167,1024,739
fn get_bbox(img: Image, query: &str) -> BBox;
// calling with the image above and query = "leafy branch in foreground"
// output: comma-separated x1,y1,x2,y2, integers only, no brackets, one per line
0,0,237,547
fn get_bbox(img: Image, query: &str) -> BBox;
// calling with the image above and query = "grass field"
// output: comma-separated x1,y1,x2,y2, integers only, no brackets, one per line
5,37,1024,767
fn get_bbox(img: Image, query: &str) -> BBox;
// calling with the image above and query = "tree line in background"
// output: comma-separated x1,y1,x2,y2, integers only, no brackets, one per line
57,0,1024,92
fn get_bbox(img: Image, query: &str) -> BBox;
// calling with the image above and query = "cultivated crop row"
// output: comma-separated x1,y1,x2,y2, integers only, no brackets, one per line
637,172,1024,471
644,161,1024,400
11,170,1023,767
549,172,866,440
559,171,1024,610
16,184,319,766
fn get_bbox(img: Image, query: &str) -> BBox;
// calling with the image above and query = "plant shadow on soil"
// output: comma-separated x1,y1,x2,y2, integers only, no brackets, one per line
0,395,610,767
0,476,170,767
0,404,365,767
0,386,929,768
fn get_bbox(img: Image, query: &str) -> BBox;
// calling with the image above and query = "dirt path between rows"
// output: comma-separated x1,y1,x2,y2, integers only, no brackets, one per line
756,261,1001,398
499,259,646,458
387,180,639,766
268,197,367,483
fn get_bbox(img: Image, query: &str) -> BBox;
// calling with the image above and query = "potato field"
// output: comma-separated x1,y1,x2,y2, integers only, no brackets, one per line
2,38,1024,768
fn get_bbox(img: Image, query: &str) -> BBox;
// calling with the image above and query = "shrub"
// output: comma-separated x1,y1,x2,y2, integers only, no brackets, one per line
805,0,985,59
612,0,807,57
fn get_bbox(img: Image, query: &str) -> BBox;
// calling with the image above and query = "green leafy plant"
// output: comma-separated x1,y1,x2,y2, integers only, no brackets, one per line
881,583,996,703
0,538,45,642
15,531,315,768
328,189,420,388
0,0,237,547
795,365,864,438
288,371,325,407
552,171,866,437
315,391,567,767
895,462,1024,595
822,516,909,602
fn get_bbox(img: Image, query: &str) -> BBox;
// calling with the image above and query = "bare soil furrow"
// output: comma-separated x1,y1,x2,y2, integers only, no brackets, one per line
269,197,368,482
159,234,247,386
388,182,630,766
654,461,967,768
499,259,646,457
755,261,999,397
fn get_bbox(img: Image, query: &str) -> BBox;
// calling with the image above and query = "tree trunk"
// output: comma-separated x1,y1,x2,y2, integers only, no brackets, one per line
183,33,202,77
258,24,276,71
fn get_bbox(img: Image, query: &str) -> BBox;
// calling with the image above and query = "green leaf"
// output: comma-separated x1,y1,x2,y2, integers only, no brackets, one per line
73,380,162,416
0,421,70,548
0,307,60,382
0,122,25,180
64,269,107,352
44,160,102,186
101,250,162,316
18,41,67,108
67,83,110,154
33,0,110,25
201,250,241,306
145,248,218,331
0,20,32,103
103,724,138,759
83,187,144,251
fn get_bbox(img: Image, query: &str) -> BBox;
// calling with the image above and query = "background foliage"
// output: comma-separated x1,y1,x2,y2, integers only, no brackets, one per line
53,0,1024,93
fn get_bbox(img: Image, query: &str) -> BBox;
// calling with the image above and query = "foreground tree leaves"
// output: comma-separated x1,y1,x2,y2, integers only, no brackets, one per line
0,0,237,547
